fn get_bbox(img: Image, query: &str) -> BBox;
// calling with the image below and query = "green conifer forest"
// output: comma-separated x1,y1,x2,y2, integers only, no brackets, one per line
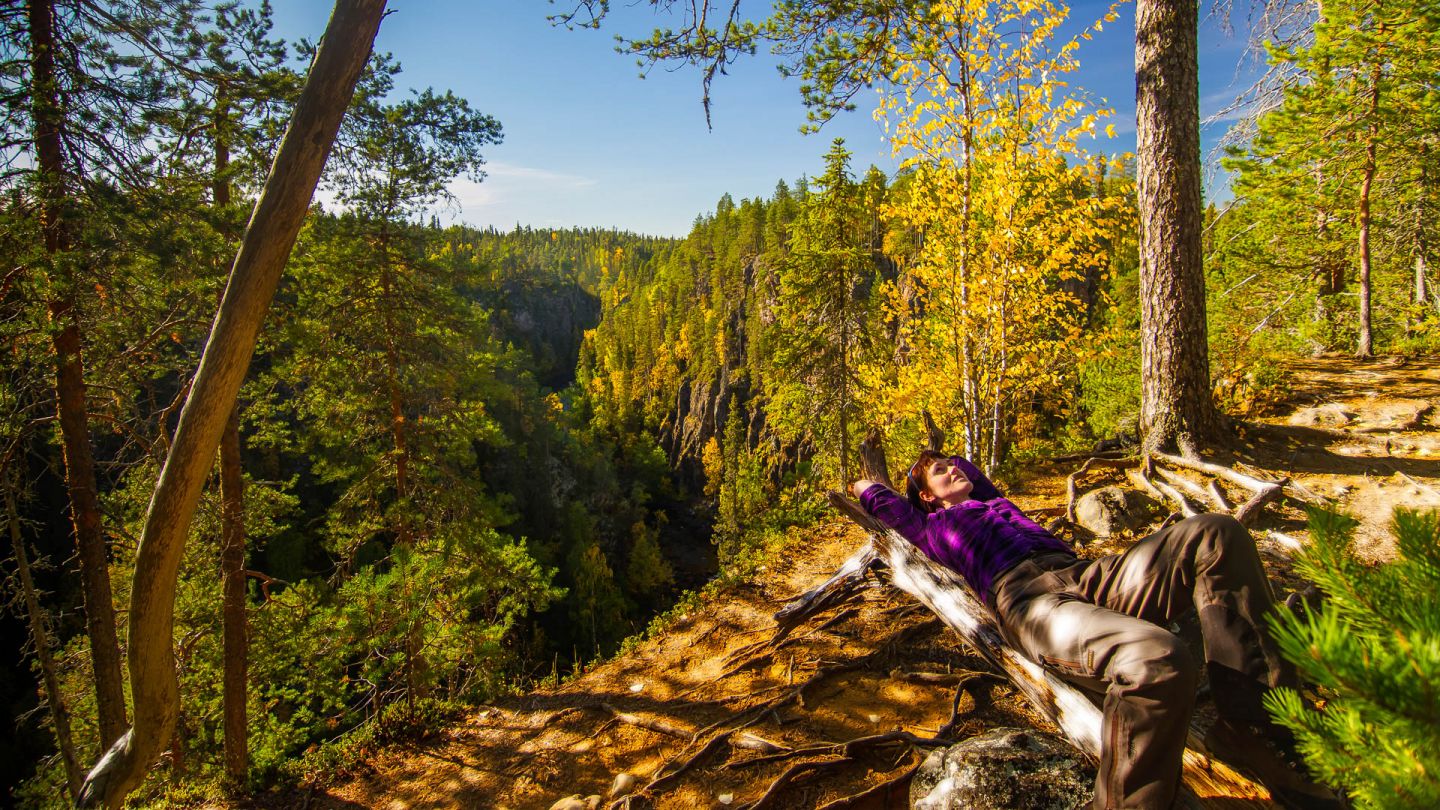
2,0,1438,807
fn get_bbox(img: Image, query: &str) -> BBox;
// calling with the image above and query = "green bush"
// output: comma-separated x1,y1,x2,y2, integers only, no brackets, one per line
1265,507,1440,809
1076,349,1140,441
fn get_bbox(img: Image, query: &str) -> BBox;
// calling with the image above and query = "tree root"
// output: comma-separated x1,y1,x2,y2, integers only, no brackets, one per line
1145,467,1203,518
731,730,955,810
1154,466,1222,512
614,660,861,809
888,668,989,687
742,756,852,810
1075,452,1294,529
731,732,789,753
815,755,920,810
727,729,948,772
602,704,693,739
720,607,861,677
1065,456,1141,522
1207,480,1233,511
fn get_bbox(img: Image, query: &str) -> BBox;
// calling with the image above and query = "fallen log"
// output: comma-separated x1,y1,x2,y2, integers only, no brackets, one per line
781,482,1271,807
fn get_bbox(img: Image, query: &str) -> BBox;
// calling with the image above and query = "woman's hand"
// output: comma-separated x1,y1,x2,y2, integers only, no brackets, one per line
851,479,880,499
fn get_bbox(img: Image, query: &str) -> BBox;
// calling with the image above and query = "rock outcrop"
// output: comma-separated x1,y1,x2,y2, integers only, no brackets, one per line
910,728,1093,810
1074,486,1160,537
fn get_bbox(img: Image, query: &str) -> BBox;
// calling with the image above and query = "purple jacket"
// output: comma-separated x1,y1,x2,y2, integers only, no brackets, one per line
859,457,1074,603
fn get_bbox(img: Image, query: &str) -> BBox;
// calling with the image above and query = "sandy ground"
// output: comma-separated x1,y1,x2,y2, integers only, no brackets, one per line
282,355,1439,810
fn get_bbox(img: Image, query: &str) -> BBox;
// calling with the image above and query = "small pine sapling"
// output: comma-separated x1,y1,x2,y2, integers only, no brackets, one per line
1264,506,1440,809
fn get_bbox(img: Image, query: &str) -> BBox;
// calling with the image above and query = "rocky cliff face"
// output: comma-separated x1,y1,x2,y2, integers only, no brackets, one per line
482,276,601,392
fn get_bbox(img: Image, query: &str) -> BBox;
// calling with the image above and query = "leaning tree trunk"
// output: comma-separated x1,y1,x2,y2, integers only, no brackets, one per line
27,0,129,749
77,3,387,805
1134,0,1223,456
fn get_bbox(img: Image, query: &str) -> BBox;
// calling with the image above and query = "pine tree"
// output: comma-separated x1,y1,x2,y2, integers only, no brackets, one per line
1265,507,1440,808
767,138,879,488
1222,0,1440,357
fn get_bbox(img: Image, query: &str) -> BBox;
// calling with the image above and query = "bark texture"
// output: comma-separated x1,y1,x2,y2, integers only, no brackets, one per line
27,0,128,748
1134,0,1223,454
77,3,387,805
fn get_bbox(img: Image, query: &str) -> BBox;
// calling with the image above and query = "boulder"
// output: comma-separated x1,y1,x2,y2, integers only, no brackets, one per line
1074,486,1159,537
1288,403,1356,427
910,728,1093,810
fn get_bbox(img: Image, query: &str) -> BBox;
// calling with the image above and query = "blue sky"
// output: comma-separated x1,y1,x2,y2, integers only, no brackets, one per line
269,1,1266,238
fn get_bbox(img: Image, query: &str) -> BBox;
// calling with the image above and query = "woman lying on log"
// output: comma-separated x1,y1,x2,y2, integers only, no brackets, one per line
850,450,1341,810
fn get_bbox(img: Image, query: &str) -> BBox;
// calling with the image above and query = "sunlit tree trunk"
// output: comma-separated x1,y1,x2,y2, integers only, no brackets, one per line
1134,0,1223,454
1355,61,1380,359
27,0,128,749
78,3,387,804
1416,253,1431,308
956,25,980,461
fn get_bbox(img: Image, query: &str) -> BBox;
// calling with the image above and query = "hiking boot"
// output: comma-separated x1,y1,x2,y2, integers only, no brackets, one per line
1203,717,1346,810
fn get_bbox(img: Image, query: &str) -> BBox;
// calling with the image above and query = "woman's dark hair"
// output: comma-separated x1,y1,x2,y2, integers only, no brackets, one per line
905,449,951,512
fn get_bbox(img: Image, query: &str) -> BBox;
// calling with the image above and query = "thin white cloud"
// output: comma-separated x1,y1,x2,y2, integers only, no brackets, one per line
481,162,597,189
446,177,501,209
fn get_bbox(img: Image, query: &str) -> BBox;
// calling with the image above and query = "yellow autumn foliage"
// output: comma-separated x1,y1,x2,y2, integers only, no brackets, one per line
871,0,1133,468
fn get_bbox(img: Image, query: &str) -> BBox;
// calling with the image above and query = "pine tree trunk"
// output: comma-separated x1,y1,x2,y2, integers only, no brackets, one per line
6,483,83,801
27,0,128,749
1356,69,1379,359
1417,143,1436,313
78,3,387,804
219,408,248,783
213,91,251,785
381,267,413,546
1134,0,1223,455
1417,253,1430,307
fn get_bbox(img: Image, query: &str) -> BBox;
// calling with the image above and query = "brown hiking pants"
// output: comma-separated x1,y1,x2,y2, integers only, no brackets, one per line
991,513,1294,810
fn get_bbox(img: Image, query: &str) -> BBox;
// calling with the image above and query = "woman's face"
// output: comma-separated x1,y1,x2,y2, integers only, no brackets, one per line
920,458,973,508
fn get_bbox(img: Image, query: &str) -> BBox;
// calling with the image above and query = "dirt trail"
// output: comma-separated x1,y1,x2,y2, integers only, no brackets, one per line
300,356,1439,810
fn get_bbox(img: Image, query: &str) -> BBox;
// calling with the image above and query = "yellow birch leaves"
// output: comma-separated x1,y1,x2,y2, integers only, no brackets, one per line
872,0,1133,466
